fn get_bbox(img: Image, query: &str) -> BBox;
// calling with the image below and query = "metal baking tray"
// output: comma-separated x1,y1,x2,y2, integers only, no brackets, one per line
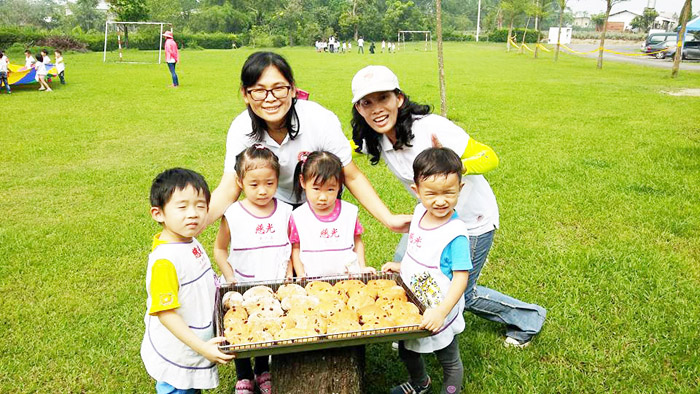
215,272,430,358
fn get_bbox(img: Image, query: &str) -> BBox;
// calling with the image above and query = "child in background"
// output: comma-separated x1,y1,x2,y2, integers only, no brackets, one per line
213,145,292,394
40,49,50,65
141,168,233,393
382,148,471,394
0,51,10,94
24,50,35,70
54,50,65,84
290,151,375,277
34,53,51,92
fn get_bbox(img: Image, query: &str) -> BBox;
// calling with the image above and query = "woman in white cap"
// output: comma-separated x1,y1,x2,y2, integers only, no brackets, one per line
163,30,179,87
350,65,546,353
207,52,410,235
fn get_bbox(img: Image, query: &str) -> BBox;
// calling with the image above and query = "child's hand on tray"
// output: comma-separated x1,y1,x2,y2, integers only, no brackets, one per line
420,308,448,333
381,262,401,273
204,337,235,363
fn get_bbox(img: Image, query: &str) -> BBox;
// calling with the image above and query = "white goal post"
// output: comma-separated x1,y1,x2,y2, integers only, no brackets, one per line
397,30,432,51
103,21,173,63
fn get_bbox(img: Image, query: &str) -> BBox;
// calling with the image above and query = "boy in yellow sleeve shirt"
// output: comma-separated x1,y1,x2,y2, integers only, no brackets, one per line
141,168,233,394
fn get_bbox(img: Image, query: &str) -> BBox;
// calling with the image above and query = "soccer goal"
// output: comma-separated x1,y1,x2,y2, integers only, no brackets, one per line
103,21,173,64
398,30,432,51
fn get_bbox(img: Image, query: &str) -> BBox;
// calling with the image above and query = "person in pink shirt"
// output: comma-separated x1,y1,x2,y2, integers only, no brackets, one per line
163,30,179,87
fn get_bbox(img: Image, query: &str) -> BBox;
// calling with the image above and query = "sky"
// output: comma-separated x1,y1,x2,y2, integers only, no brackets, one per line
567,0,699,17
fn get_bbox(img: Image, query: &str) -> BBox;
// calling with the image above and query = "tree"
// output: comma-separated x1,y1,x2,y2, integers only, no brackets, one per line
532,0,548,59
591,12,606,30
70,0,106,32
597,0,627,69
108,0,149,45
436,0,447,116
672,0,692,78
554,0,567,61
501,0,526,52
630,7,658,33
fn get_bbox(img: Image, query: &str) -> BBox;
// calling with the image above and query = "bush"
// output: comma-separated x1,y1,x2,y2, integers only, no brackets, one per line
442,31,475,42
0,26,239,52
38,35,88,52
489,28,540,43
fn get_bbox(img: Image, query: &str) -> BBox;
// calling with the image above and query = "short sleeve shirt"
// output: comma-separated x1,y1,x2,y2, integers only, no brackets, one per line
224,99,352,204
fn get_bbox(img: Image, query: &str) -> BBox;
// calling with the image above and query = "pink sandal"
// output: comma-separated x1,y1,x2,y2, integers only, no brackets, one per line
235,378,254,394
255,371,272,394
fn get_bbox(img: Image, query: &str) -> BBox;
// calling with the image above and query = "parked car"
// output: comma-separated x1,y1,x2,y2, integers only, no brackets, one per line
665,41,700,60
646,39,677,58
642,32,677,50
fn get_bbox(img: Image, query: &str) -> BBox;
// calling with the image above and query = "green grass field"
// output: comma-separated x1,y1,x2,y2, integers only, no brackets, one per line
1,42,699,393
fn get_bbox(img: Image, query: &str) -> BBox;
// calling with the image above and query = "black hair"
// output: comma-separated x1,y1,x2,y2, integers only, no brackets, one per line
55,50,62,55
234,145,281,181
35,53,43,63
293,151,345,202
25,50,31,55
41,49,48,55
150,168,211,209
413,147,463,185
351,89,431,165
240,51,299,142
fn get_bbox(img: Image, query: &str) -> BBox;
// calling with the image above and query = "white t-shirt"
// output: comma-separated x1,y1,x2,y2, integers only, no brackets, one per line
224,99,352,204
358,38,364,47
25,56,35,69
377,114,499,236
56,56,65,73
35,61,47,76
0,56,8,73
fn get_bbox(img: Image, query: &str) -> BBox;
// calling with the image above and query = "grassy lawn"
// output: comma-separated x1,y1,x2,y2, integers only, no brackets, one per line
1,42,699,393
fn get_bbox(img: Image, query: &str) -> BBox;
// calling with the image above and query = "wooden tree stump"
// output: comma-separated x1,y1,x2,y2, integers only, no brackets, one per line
272,346,365,394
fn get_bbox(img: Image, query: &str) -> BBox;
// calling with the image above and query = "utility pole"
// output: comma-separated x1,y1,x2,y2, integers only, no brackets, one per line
476,0,482,42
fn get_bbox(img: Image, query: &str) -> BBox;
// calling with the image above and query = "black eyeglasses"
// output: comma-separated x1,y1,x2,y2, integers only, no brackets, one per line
246,86,292,101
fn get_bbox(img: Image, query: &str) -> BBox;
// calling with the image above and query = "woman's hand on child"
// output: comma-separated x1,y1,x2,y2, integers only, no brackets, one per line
201,336,235,364
420,308,448,333
386,214,412,233
381,262,401,273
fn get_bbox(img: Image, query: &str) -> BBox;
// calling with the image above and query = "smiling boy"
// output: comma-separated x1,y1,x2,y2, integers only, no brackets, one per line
382,148,471,394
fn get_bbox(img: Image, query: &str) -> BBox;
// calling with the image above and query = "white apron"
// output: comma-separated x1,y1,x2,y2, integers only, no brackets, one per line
140,238,219,389
293,201,358,277
224,199,292,282
401,205,467,353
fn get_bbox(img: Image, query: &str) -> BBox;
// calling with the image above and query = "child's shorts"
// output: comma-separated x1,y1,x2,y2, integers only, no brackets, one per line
155,381,201,394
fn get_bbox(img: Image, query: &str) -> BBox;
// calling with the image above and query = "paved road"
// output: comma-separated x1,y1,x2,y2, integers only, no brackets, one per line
564,44,700,71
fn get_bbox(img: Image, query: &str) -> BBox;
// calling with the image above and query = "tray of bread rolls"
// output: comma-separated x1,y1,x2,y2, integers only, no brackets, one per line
215,272,431,358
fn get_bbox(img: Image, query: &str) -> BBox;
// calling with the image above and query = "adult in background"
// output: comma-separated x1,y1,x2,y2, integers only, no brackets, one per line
357,36,364,54
163,30,179,87
350,65,546,348
207,52,410,235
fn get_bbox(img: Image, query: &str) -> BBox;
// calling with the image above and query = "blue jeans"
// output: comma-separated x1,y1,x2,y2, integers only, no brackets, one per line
0,72,10,93
394,230,546,342
167,62,179,86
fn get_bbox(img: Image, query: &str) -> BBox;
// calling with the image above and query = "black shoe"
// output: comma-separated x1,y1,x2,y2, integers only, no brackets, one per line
390,376,431,394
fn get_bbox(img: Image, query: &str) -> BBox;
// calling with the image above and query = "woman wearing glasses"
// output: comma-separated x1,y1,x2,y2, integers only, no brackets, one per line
350,65,546,354
208,52,410,235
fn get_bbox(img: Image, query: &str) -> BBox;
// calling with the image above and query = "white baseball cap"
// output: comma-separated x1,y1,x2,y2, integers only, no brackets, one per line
351,65,400,104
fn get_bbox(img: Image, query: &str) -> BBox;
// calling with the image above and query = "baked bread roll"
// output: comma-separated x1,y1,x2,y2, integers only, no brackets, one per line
393,311,422,326
294,315,328,334
377,286,408,302
305,281,333,297
245,330,274,344
367,279,397,291
276,327,318,341
347,294,375,312
243,297,283,317
276,283,306,299
327,320,361,334
328,308,359,323
246,315,283,337
223,320,249,345
348,285,378,300
317,288,348,304
317,299,346,318
333,279,365,295
358,304,390,324
222,291,244,310
281,294,320,312
242,285,275,301
223,305,248,323
361,316,396,330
